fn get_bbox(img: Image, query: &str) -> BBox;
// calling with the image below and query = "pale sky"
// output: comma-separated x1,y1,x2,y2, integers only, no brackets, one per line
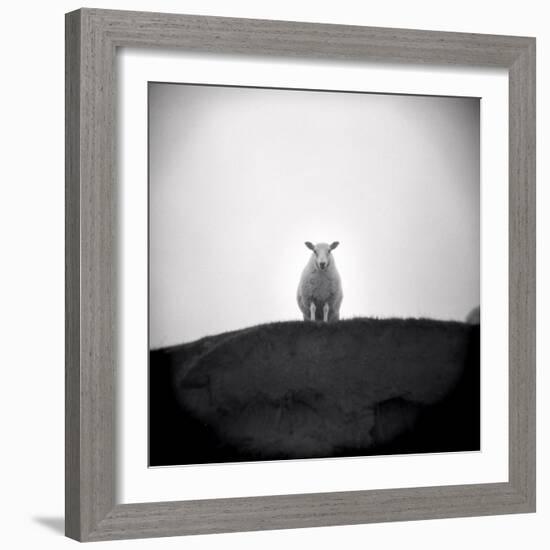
149,83,479,348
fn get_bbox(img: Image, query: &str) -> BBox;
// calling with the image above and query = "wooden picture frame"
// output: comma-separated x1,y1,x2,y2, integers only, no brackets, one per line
65,8,536,542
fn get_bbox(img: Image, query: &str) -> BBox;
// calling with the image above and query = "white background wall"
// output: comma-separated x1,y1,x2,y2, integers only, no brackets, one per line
0,0,546,549
149,84,480,346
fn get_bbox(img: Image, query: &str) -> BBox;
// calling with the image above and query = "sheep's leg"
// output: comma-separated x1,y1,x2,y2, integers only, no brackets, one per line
309,302,316,321
323,303,329,322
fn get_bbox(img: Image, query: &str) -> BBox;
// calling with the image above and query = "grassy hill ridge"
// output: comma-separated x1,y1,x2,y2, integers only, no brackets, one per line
150,317,479,466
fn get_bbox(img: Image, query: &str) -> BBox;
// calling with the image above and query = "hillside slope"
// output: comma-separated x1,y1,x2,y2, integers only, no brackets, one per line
150,318,479,466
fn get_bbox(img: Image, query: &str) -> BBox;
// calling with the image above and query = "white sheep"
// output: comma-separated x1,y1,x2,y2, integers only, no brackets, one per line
297,241,343,322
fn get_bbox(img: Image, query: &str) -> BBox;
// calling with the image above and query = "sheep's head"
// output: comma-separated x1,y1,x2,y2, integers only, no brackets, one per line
305,241,339,271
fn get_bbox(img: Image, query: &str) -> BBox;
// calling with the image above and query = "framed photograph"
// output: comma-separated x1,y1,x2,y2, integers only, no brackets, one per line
65,8,536,542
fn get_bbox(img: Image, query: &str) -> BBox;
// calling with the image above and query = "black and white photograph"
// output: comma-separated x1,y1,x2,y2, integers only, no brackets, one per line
148,82,481,467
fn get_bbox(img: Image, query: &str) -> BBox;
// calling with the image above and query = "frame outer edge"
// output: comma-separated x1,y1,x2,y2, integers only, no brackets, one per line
82,7,530,67
65,8,83,542
83,7,118,541
66,8,118,541
88,482,523,541
508,38,536,510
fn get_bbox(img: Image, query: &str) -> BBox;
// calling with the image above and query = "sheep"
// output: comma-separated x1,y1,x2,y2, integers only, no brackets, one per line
297,241,343,322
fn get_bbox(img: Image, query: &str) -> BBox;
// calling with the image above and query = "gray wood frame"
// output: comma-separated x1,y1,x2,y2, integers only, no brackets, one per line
65,8,536,542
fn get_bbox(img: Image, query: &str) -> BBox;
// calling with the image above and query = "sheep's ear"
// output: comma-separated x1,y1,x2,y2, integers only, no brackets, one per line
305,241,315,251
330,241,340,250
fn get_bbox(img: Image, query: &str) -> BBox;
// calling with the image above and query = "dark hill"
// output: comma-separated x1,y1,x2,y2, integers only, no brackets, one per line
150,318,479,466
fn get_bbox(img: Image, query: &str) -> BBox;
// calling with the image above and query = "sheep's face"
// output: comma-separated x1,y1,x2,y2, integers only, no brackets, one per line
305,241,339,271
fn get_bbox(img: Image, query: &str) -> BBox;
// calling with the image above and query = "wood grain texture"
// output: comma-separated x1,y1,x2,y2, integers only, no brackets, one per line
65,8,536,542
508,41,536,509
65,10,81,541
86,8,532,66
